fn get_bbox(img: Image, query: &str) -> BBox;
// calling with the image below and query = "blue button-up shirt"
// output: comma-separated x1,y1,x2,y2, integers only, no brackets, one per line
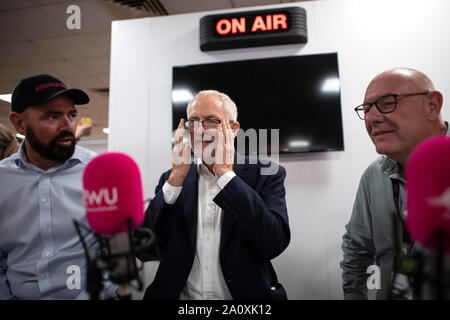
0,143,117,299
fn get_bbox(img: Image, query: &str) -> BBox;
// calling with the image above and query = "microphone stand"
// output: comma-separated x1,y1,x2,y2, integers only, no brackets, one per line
434,228,448,300
73,218,159,300
414,228,450,300
389,208,405,300
73,220,104,300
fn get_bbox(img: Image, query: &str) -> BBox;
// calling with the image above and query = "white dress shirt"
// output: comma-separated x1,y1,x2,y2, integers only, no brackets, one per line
162,163,236,300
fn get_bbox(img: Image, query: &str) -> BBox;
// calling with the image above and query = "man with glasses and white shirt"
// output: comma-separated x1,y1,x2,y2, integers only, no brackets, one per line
137,90,290,300
341,68,449,300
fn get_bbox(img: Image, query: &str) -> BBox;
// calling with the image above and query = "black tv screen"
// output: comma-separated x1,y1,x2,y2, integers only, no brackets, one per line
172,53,344,155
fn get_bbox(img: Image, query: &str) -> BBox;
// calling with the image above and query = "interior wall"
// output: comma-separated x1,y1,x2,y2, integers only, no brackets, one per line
109,0,450,299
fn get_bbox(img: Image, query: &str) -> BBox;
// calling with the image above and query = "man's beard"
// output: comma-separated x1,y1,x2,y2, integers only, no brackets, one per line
25,126,75,162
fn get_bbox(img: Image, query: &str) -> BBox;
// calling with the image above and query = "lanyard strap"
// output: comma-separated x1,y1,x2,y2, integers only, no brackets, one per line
391,179,413,245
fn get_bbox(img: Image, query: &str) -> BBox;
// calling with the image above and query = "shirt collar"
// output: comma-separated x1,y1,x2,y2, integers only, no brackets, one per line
13,142,83,173
381,156,402,181
196,158,217,179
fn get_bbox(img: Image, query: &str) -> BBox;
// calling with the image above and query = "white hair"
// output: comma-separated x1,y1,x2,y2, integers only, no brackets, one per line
186,90,238,121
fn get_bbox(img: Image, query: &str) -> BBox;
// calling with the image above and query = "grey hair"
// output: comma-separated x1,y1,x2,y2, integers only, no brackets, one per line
186,90,238,121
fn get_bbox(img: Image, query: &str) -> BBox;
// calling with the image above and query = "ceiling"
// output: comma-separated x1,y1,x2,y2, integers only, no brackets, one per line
0,0,310,141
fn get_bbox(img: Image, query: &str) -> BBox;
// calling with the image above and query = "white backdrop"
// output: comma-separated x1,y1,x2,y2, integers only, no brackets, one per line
108,0,450,299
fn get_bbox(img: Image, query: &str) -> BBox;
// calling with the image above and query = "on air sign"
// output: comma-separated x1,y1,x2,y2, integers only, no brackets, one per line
215,13,289,35
200,7,307,51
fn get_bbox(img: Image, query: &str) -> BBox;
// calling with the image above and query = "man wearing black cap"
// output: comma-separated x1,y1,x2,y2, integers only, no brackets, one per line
8,74,90,169
0,74,117,299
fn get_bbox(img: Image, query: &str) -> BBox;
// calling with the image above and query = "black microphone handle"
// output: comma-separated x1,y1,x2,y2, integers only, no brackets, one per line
435,228,446,300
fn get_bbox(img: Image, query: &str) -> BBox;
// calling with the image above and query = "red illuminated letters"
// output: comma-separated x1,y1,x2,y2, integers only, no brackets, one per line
273,14,288,30
216,19,231,35
216,13,288,35
232,17,245,33
251,16,266,31
251,14,288,32
216,17,245,35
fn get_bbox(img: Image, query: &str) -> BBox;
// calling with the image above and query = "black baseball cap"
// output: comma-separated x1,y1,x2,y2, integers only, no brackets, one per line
11,74,89,113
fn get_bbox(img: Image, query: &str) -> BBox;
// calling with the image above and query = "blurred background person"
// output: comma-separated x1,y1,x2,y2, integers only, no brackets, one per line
0,123,19,160
75,117,93,143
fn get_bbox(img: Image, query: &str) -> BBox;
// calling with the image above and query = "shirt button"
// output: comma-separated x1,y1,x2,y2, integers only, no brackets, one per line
41,274,45,279
44,225,49,231
205,266,209,270
42,198,47,203
44,251,50,257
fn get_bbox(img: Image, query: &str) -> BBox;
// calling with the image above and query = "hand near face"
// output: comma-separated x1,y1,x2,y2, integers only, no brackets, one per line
75,122,92,140
168,119,191,186
213,118,235,177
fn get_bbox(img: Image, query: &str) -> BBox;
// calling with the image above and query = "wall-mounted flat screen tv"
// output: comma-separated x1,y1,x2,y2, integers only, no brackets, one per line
172,53,344,155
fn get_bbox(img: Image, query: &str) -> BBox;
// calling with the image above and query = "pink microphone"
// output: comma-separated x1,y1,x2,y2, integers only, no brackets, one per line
82,152,144,234
81,152,147,298
406,136,450,253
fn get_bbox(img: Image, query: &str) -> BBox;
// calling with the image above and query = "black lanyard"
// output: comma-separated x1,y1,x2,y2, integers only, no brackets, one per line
391,179,413,245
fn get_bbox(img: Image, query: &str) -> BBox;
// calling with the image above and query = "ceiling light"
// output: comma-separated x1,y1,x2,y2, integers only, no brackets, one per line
0,94,12,103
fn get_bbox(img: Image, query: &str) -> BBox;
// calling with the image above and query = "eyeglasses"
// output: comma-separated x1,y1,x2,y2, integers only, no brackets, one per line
354,91,429,120
185,119,233,131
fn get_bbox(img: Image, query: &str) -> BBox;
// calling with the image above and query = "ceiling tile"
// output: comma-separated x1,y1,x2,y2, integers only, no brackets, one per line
35,55,109,78
0,64,45,80
0,26,29,45
0,42,61,66
0,0,34,11
0,7,74,40
35,32,111,59
0,80,18,93
28,0,74,5
95,74,110,87
232,0,287,8
63,74,108,90
162,0,232,14
77,56,110,74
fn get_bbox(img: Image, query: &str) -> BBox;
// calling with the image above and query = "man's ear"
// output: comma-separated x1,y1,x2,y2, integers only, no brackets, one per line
426,90,443,120
9,112,26,135
232,121,240,136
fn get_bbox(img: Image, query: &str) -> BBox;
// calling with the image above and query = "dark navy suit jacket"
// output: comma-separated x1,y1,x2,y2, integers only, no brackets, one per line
138,157,290,300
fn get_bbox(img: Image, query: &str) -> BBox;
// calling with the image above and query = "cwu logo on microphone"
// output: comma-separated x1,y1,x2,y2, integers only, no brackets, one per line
84,187,119,212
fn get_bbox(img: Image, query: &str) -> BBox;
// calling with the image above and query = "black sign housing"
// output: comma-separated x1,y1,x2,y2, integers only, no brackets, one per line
199,6,307,51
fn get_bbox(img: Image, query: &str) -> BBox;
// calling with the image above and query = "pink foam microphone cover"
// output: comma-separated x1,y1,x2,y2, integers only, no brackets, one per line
82,152,144,235
406,136,450,253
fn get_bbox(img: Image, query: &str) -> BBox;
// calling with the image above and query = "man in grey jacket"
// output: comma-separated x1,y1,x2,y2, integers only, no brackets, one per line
341,68,449,299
